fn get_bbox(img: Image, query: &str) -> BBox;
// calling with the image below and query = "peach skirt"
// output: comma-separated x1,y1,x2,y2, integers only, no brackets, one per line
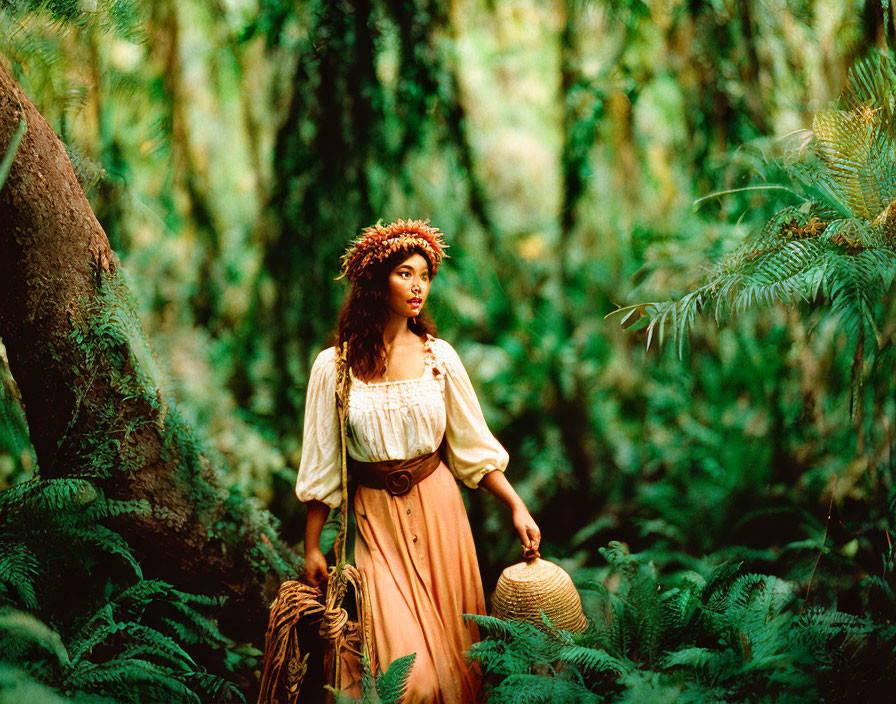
350,460,485,703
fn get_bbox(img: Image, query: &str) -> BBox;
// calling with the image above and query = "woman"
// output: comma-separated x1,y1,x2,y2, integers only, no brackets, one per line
296,219,540,703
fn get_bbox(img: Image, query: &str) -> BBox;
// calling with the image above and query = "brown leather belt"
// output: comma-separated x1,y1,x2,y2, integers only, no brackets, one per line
349,449,441,496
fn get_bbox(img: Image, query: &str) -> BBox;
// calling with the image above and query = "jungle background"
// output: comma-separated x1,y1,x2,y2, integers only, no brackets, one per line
3,0,896,702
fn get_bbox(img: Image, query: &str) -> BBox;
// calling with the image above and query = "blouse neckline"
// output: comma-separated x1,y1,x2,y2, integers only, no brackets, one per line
352,334,437,387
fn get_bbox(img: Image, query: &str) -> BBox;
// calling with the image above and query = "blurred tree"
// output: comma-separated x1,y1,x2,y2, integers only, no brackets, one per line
151,0,222,330
241,0,498,439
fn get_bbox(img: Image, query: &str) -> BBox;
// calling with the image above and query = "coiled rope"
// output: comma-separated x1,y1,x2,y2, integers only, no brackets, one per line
257,343,374,703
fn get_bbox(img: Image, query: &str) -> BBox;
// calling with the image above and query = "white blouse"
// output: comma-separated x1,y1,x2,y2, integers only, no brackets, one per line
295,335,509,508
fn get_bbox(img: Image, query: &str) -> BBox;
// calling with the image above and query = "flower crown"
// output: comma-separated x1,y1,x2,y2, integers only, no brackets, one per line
338,218,449,283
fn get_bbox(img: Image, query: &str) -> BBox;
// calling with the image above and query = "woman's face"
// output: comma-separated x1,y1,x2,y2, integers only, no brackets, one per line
386,252,431,319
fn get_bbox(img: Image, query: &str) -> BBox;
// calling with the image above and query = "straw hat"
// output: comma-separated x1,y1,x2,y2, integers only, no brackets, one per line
491,548,588,634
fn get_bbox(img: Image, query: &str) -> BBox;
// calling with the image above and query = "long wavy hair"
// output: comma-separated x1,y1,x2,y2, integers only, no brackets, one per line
334,246,438,380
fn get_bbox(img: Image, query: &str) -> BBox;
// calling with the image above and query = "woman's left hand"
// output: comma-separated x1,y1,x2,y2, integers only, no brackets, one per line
478,470,541,551
512,505,541,551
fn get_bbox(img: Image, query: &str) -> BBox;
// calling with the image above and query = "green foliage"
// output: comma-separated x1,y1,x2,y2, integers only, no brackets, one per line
618,52,896,365
0,117,25,191
0,659,116,704
0,471,246,702
470,542,896,703
483,671,602,704
63,269,297,580
0,265,283,701
0,346,36,487
373,652,416,704
0,476,147,604
1,0,145,41
0,0,147,204
329,652,416,704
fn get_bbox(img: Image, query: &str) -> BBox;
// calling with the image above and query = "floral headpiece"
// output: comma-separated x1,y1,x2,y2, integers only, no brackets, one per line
338,218,448,283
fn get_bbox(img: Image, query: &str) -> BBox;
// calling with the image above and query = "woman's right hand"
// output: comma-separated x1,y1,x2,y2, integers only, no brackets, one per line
304,548,328,590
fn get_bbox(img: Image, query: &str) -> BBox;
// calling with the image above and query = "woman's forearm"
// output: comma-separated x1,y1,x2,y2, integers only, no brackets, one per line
480,469,541,550
304,499,331,554
480,470,526,512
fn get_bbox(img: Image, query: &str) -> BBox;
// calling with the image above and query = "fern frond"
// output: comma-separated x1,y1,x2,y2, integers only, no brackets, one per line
468,638,534,675
0,608,70,667
701,560,743,612
615,53,896,362
554,644,630,675
485,671,601,704
0,478,99,519
813,109,894,220
68,611,116,665
0,660,96,704
53,524,142,579
661,646,717,671
465,613,544,642
0,540,41,609
845,50,896,131
375,652,415,704
616,669,690,703
164,600,231,646
63,657,201,704
107,622,198,669
185,669,247,704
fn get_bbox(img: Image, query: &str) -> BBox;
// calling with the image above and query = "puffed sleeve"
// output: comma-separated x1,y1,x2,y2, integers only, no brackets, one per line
295,347,343,508
435,339,509,488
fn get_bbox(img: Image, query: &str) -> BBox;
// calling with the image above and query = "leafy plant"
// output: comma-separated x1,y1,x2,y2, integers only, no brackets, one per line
0,474,248,703
468,542,896,703
614,51,896,376
330,652,416,704
0,266,278,702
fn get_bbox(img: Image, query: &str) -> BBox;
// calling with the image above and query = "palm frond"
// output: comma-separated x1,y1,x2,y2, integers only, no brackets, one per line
614,52,896,370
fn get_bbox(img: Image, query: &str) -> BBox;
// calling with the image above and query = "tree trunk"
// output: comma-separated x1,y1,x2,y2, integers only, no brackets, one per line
0,58,295,656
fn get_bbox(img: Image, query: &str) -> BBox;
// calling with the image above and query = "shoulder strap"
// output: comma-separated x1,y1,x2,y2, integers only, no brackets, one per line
332,343,351,570
327,343,358,689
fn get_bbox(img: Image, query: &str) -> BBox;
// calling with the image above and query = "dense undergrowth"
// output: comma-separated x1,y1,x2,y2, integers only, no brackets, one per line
0,269,266,703
0,477,250,704
453,46,896,704
468,543,896,703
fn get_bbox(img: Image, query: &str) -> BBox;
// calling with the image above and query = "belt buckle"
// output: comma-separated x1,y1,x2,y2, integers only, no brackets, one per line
385,468,413,496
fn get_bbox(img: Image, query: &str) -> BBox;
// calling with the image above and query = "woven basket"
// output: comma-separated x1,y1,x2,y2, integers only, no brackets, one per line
491,549,587,634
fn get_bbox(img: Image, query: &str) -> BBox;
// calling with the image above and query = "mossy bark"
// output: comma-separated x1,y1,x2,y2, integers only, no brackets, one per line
0,60,295,659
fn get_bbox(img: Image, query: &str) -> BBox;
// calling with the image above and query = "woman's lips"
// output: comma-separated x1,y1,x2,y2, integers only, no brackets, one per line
408,298,422,306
